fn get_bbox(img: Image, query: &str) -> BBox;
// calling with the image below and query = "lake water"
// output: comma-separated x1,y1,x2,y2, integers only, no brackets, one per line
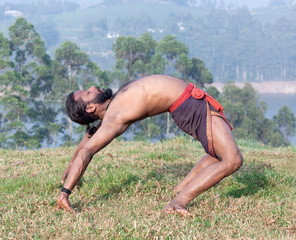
260,93,296,145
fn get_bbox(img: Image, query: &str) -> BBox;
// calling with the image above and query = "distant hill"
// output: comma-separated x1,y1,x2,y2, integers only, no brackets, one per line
223,0,269,9
1,1,296,82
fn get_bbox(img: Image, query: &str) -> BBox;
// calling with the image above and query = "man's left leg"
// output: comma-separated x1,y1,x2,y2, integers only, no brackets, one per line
163,116,243,216
173,155,220,194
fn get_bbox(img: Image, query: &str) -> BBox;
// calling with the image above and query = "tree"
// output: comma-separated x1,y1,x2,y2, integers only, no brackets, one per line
52,41,111,145
218,82,294,147
205,85,220,99
0,112,7,148
112,34,164,140
259,118,285,147
176,55,213,88
112,33,157,85
273,105,296,143
8,17,48,73
156,35,188,75
0,18,53,149
0,33,13,71
156,35,189,138
219,82,266,140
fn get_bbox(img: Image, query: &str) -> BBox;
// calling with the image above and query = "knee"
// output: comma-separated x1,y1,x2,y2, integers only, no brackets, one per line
234,151,243,170
223,151,243,175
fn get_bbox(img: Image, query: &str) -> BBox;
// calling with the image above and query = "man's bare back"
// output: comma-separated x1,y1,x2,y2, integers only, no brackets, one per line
57,74,243,216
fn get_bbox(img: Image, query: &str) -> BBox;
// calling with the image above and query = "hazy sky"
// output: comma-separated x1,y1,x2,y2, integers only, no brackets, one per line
3,0,270,9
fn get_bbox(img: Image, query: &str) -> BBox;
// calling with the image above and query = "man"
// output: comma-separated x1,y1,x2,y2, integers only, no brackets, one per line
56,74,243,216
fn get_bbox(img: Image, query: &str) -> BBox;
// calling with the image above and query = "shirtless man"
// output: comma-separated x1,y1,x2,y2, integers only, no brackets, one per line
56,74,243,216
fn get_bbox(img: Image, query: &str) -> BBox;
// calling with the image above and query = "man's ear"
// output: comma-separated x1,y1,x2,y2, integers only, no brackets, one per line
86,103,96,114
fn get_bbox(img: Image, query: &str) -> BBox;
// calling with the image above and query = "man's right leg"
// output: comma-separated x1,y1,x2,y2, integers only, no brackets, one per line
173,155,220,193
163,116,243,216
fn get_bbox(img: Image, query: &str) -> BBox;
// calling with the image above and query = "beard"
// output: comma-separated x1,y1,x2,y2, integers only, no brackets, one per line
92,88,113,104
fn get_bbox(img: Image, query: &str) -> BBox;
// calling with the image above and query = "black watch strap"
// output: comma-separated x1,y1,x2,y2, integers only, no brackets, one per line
61,187,71,195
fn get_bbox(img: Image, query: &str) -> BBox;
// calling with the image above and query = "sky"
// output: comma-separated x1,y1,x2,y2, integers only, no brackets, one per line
3,0,270,9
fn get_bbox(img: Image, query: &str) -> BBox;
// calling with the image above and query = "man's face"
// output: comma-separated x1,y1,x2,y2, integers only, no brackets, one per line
74,86,113,104
74,86,102,103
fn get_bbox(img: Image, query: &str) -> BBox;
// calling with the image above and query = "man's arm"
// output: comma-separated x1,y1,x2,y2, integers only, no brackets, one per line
63,121,128,190
61,122,102,184
57,120,129,211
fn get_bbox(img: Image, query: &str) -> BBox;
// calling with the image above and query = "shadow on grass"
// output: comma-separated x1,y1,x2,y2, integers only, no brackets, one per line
147,162,195,181
89,162,194,202
148,161,276,198
71,174,140,211
99,174,141,200
226,162,274,198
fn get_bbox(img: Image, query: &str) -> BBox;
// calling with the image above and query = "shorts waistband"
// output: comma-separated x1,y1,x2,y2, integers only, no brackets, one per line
169,83,196,113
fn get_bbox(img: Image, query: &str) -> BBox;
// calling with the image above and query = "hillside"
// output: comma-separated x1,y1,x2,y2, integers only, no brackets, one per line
1,1,296,81
1,137,295,239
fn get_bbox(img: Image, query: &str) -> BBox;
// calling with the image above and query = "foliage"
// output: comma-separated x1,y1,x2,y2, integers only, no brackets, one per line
273,105,296,143
112,33,158,85
0,17,295,148
0,18,110,149
218,81,295,147
0,18,53,149
51,41,111,145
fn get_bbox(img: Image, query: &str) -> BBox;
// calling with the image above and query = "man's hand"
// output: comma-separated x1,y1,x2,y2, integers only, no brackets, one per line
61,165,71,184
56,192,73,212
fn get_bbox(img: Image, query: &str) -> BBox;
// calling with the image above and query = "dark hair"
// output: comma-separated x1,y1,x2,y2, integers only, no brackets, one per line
86,124,98,135
66,88,113,136
65,92,99,125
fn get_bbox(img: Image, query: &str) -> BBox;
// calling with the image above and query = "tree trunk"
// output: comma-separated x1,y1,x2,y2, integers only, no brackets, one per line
68,64,73,145
147,118,151,140
68,117,72,145
166,112,170,138
54,132,57,148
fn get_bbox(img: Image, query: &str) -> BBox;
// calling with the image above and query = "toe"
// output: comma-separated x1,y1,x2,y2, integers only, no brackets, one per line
176,209,191,217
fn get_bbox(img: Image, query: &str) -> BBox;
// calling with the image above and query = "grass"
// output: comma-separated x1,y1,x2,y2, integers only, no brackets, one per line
0,137,295,239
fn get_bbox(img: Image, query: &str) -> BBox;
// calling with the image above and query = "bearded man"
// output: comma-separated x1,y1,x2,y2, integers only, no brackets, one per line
56,74,243,216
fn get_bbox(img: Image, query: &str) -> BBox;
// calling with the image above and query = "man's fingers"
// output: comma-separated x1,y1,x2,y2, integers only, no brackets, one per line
61,176,65,184
61,172,68,184
56,193,73,212
56,203,73,212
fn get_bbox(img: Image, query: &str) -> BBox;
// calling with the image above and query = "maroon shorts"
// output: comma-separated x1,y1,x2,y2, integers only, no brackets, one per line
171,96,217,156
169,83,231,157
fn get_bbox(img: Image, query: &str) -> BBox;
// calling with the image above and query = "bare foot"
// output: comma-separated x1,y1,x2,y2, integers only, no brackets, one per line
162,202,191,217
56,192,73,212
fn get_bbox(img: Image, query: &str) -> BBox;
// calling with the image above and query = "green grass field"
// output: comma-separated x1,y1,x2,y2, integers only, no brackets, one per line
0,137,295,239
